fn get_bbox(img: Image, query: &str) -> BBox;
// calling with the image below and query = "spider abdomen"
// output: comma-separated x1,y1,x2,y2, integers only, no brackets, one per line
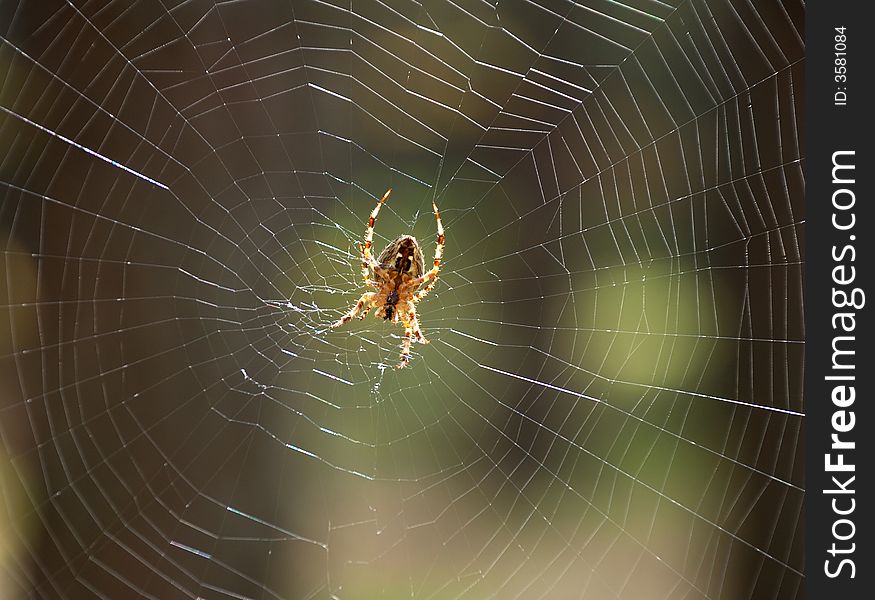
377,235,424,278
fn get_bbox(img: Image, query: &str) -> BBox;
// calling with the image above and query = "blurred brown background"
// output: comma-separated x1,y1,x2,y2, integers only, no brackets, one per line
1,1,803,598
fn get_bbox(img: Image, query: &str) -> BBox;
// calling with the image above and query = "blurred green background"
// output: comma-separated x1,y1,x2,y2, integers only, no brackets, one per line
1,1,804,598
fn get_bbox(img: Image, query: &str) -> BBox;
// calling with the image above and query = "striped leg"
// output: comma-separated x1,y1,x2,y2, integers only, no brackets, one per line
413,200,444,301
331,292,376,328
407,302,428,344
360,245,389,281
361,188,392,283
397,325,413,369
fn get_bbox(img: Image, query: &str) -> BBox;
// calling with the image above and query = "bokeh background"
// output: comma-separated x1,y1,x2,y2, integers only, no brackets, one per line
1,1,804,598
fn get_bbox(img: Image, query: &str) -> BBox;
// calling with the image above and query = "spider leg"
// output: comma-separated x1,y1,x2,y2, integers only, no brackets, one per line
357,305,372,320
412,200,444,302
361,188,392,284
397,324,413,369
406,302,428,344
331,292,376,328
360,244,390,280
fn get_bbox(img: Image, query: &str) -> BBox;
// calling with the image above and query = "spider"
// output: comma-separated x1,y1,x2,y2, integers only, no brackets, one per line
331,188,444,368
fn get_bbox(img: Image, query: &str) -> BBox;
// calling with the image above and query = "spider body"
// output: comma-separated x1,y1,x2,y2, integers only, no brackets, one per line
378,235,422,321
331,189,444,368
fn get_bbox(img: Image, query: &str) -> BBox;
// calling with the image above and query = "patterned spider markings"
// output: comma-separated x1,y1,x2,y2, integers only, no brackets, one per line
331,189,444,368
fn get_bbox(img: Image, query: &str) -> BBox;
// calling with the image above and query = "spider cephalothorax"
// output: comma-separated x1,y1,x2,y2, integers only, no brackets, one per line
331,189,444,368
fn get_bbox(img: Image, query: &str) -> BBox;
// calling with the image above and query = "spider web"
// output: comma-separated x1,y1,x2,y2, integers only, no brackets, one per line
0,1,804,598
